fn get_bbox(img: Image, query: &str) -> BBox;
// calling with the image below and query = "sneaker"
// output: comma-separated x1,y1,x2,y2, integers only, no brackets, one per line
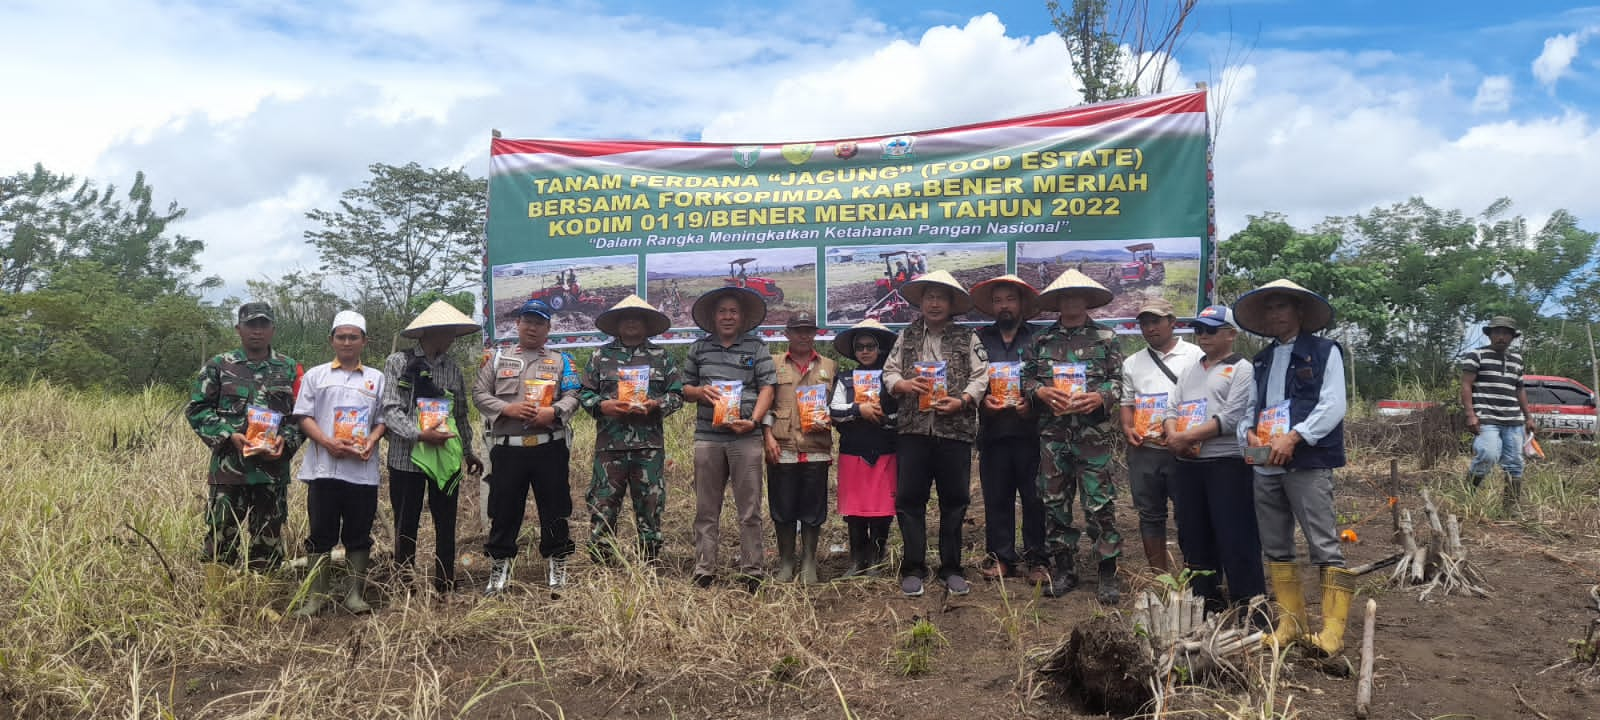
945,575,971,596
547,557,569,589
692,573,714,589
900,576,925,597
484,558,512,598
740,575,762,594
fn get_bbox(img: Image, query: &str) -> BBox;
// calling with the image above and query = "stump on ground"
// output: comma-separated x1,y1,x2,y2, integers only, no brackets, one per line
1036,615,1157,716
1391,488,1491,600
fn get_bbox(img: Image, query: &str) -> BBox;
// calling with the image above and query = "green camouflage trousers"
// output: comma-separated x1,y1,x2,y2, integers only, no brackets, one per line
589,449,666,555
203,482,288,570
1038,434,1122,562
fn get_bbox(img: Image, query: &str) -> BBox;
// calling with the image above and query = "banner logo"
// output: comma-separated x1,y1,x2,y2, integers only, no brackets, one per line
881,135,915,160
832,141,858,160
733,146,761,168
782,143,815,165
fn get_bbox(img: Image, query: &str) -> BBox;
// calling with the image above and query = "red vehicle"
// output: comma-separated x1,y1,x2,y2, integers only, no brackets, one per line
724,258,784,303
1525,375,1596,439
1120,243,1166,285
873,250,924,300
529,268,606,312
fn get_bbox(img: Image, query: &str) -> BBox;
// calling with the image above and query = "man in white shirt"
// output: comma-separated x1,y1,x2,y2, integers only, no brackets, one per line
291,311,387,617
1120,298,1203,573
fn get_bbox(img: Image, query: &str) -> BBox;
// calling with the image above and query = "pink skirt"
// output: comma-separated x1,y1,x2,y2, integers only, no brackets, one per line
837,453,896,518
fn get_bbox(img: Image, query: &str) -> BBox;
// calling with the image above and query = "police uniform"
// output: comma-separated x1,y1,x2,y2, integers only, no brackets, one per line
473,343,581,565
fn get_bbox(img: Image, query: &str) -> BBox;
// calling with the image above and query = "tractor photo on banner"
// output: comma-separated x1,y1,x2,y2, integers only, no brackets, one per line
485,89,1214,346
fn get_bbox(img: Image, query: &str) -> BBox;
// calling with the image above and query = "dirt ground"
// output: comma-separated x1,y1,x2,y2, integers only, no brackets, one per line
166,452,1600,719
491,284,635,338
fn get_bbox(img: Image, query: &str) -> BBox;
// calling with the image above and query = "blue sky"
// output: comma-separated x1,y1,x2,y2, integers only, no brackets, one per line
2,0,1597,297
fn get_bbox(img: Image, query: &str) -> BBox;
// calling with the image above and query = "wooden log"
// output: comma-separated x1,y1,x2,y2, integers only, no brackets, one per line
1189,596,1206,635
1356,599,1377,718
1168,591,1183,642
1389,459,1401,543
1421,488,1444,536
1447,514,1465,559
1133,592,1153,647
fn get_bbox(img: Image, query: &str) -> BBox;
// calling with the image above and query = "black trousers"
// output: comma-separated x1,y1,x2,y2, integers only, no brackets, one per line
895,434,972,580
767,461,830,527
485,442,575,560
304,478,378,555
389,467,459,582
978,435,1046,567
1173,456,1266,603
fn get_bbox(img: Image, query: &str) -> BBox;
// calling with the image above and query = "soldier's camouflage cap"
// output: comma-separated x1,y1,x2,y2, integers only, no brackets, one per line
238,302,275,323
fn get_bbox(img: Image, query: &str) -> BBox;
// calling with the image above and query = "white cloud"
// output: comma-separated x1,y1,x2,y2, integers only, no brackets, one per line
1471,75,1513,113
1532,27,1598,89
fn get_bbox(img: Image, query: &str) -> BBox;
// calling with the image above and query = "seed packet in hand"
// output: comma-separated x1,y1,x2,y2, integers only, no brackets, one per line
617,365,651,409
1523,435,1545,460
988,362,1022,407
711,380,743,427
1246,400,1292,464
332,406,371,446
1051,363,1087,416
243,406,283,456
523,378,556,408
1134,393,1168,440
416,397,453,433
1174,398,1208,433
852,369,882,405
797,383,828,433
914,361,948,412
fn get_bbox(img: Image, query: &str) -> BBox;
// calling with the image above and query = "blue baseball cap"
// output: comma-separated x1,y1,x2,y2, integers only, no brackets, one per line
1192,304,1237,329
517,299,554,320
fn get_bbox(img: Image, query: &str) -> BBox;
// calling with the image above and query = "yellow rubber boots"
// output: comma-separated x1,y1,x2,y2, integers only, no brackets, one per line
1308,566,1356,655
1266,562,1306,648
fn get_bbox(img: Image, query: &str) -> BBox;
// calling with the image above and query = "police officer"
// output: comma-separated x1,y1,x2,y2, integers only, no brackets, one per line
473,299,581,596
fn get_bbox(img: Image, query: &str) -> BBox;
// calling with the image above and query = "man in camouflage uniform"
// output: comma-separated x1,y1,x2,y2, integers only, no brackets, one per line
579,295,684,565
186,302,305,580
1022,270,1125,602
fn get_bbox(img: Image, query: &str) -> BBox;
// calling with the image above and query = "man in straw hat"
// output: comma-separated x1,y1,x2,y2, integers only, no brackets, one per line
1022,269,1125,603
1120,297,1203,574
970,274,1048,585
381,300,483,595
1459,316,1536,511
187,302,306,589
762,311,837,584
473,298,581,596
1232,279,1352,654
681,287,776,591
578,295,684,566
883,269,989,597
291,310,387,617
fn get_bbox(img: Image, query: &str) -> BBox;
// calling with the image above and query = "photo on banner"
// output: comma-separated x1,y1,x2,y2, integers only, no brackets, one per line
822,242,1005,325
644,247,818,329
489,255,638,338
1018,237,1202,320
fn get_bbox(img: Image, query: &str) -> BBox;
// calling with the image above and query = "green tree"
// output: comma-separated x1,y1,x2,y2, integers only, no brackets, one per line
304,162,486,318
1047,0,1197,103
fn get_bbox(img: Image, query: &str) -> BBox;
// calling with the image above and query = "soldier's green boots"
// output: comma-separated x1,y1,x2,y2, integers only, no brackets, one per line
798,526,820,585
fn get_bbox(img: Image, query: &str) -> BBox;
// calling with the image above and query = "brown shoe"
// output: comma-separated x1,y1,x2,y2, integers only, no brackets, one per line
980,559,1015,580
1025,565,1051,586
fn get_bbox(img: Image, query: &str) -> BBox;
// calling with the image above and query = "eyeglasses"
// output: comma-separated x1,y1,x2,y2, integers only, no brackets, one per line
1193,325,1224,335
854,342,879,352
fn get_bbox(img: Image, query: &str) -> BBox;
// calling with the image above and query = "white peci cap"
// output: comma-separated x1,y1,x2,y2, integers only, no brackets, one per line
331,310,367,334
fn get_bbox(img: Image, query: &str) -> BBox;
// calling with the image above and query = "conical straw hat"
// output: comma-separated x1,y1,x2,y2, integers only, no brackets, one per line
595,294,670,338
1036,268,1113,311
970,274,1040,319
832,319,898,362
898,269,973,315
401,300,481,339
1233,279,1334,336
691,286,767,335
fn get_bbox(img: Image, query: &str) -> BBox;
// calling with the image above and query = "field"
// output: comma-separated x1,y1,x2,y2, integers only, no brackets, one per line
824,246,1005,325
1018,260,1203,320
645,273,818,330
5,382,1600,718
490,261,639,338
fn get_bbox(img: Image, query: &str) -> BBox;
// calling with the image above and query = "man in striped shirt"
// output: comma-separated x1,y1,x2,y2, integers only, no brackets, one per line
1460,316,1536,511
